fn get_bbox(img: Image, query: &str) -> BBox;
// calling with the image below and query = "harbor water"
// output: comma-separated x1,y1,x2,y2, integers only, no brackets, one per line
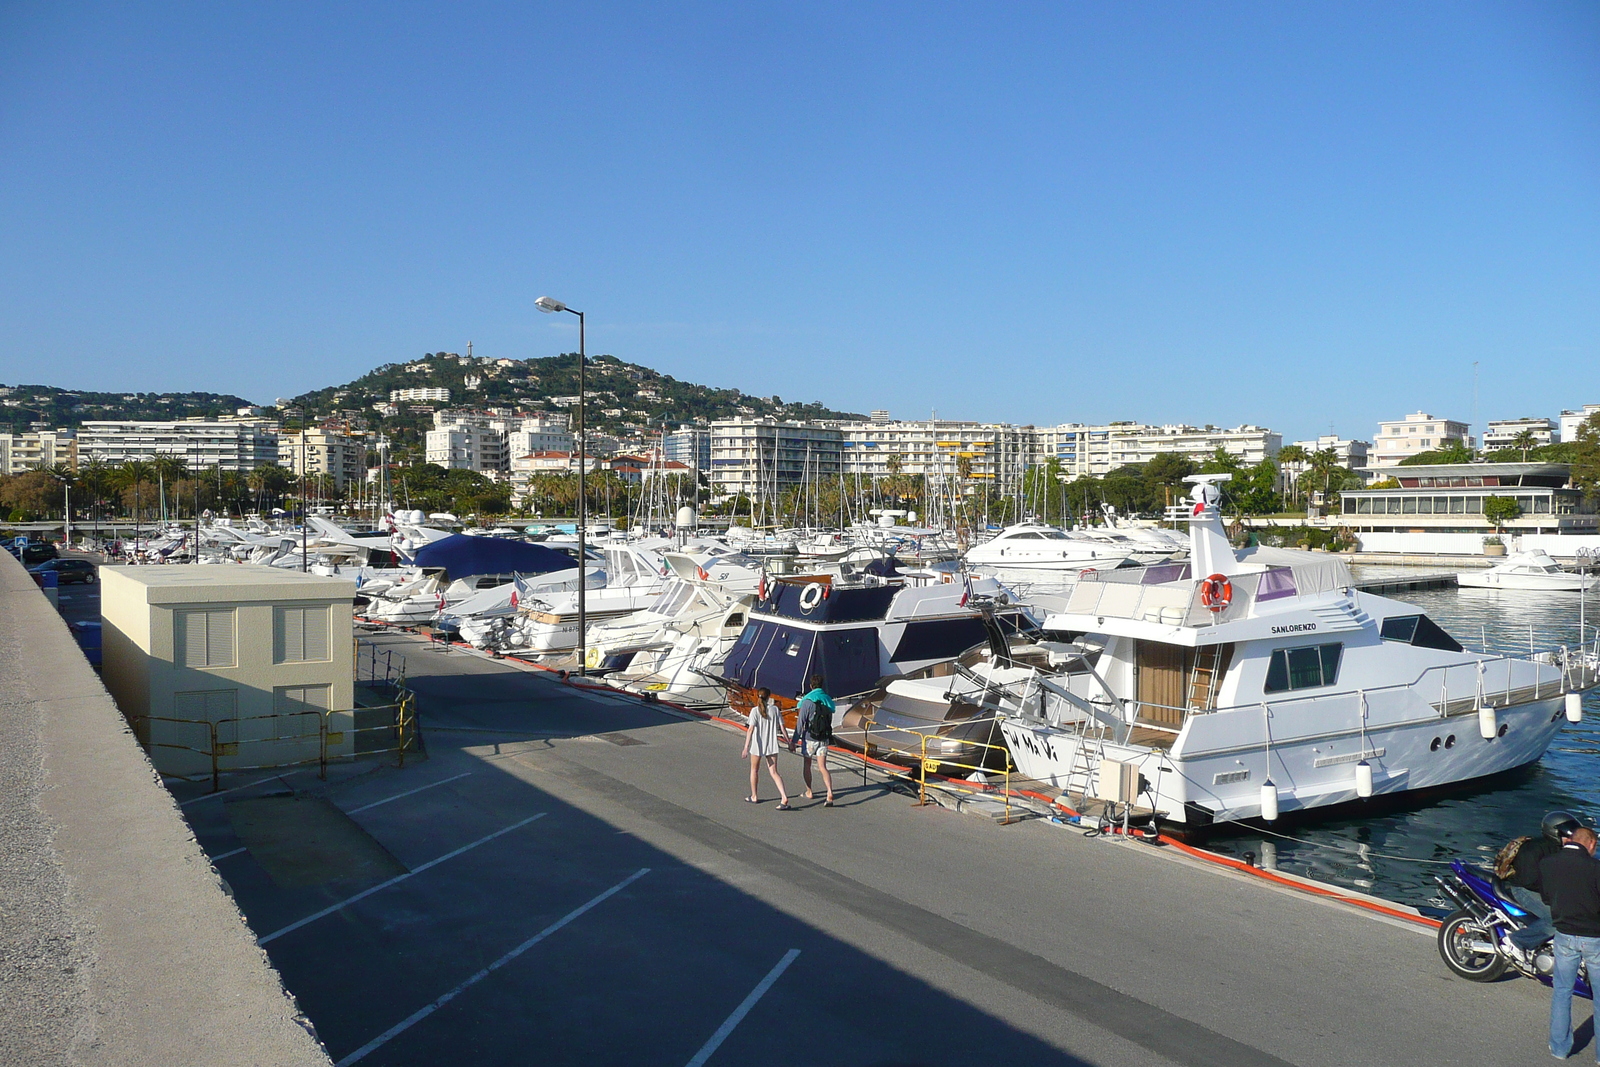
1200,571,1600,909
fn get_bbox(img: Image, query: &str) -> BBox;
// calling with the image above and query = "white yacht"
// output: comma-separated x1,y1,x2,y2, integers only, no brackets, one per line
981,475,1600,831
1457,551,1598,592
965,521,1139,572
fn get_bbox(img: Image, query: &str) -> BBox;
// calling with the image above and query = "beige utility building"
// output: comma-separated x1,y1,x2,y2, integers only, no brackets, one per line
101,565,357,781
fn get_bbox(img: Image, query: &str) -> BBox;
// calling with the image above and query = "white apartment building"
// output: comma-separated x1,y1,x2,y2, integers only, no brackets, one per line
1287,434,1370,470
1044,423,1281,477
389,387,451,403
76,420,280,471
1371,412,1472,467
277,428,370,488
1560,405,1600,444
0,429,77,474
1482,417,1557,453
663,426,711,472
837,420,1035,484
507,428,574,457
425,425,506,473
709,418,843,496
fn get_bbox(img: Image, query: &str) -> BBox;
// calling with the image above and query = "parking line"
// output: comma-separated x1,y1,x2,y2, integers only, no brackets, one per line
258,813,547,945
334,867,651,1066
347,772,471,814
683,949,801,1067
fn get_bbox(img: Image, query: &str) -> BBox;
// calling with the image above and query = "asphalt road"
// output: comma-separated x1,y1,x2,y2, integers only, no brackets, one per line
171,630,1587,1067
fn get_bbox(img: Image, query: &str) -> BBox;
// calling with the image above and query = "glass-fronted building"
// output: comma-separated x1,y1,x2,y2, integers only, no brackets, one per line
1337,463,1596,534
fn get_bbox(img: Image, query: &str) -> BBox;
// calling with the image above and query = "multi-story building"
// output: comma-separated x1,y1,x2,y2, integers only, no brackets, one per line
1370,412,1473,467
663,426,711,472
1287,434,1370,470
1559,405,1600,444
389,387,451,403
1336,462,1597,535
837,420,1034,485
708,418,844,496
1044,423,1281,477
1481,417,1557,453
0,429,77,474
424,425,506,473
277,428,370,489
507,427,574,458
76,420,280,471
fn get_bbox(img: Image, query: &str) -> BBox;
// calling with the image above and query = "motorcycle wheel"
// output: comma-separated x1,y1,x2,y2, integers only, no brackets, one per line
1437,910,1508,982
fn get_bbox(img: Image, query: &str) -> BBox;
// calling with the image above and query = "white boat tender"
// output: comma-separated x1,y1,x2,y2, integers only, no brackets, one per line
1457,552,1598,592
985,475,1600,830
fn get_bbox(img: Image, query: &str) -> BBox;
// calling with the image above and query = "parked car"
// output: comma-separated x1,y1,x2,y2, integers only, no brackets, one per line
19,542,58,565
28,557,95,585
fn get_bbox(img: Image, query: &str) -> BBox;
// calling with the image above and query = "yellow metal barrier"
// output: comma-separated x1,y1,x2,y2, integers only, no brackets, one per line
131,689,421,794
844,713,1019,824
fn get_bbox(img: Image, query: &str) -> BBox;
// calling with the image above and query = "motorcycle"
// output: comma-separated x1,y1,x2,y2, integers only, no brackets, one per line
1435,859,1593,997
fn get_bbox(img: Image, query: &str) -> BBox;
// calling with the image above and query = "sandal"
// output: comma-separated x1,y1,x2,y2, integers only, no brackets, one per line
825,798,835,806
776,802,792,810
802,790,814,799
745,796,759,803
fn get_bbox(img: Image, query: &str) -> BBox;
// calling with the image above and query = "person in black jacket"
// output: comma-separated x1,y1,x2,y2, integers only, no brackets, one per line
1500,813,1581,953
1542,824,1600,1060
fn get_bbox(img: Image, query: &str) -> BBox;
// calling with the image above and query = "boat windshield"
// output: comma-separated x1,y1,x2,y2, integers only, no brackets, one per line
651,580,697,616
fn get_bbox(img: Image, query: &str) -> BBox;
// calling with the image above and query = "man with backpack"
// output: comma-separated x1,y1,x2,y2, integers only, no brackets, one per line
789,675,836,806
1495,811,1576,956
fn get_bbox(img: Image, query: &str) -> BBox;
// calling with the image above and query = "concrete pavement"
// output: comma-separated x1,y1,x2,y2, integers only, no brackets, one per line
184,629,1584,1066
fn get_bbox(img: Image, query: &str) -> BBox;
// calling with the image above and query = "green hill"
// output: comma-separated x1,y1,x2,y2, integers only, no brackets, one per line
289,351,862,443
0,384,257,434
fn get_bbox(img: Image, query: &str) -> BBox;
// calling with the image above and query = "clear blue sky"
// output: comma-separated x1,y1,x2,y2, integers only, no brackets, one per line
2,2,1596,444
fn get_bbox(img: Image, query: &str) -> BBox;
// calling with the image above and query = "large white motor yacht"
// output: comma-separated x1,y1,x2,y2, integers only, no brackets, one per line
966,521,1140,572
1457,551,1598,592
983,475,1600,830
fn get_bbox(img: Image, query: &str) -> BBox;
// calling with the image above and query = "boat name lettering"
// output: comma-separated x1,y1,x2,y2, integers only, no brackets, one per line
1270,623,1317,634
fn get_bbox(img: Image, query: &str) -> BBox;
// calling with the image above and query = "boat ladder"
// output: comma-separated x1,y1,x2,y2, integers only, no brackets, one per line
1187,643,1225,710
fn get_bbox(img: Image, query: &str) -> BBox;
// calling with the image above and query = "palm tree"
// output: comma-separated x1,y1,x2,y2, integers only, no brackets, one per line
1275,445,1308,509
1511,429,1538,461
1307,448,1341,503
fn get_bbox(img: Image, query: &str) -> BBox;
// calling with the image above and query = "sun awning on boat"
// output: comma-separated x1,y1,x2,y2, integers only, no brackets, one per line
412,534,577,581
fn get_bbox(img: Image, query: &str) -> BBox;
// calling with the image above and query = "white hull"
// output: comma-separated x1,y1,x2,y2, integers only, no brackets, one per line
1457,572,1596,592
1002,696,1564,827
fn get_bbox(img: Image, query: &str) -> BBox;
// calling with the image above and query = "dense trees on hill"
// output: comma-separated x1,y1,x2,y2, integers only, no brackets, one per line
0,386,254,433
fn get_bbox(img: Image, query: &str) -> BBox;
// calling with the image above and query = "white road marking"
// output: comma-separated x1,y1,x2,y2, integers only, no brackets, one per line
258,813,547,945
334,867,652,1066
347,772,471,814
684,949,802,1067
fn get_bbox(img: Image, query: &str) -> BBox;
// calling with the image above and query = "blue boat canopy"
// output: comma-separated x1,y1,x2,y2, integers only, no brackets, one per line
413,535,577,581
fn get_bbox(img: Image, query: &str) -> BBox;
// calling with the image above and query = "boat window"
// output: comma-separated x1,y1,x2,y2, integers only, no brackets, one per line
1380,614,1463,652
723,613,744,628
1263,643,1343,693
1012,532,1045,539
1257,567,1298,601
1040,530,1070,540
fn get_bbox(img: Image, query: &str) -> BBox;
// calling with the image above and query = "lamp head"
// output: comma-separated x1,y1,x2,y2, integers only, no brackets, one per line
535,296,568,314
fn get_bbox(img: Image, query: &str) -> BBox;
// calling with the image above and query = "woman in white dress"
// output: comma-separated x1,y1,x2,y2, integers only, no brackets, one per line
740,687,791,808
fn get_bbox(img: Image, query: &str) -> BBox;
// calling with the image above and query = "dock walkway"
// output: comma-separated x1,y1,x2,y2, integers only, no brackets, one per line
175,630,1574,1067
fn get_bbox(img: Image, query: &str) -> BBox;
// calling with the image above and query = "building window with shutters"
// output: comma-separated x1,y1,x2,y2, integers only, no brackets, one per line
274,605,331,663
175,608,236,668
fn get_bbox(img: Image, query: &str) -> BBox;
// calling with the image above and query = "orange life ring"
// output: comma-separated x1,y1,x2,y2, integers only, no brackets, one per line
1200,573,1232,612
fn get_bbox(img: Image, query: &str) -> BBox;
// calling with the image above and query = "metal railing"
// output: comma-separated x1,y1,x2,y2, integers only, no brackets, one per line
841,711,1019,824
130,690,420,794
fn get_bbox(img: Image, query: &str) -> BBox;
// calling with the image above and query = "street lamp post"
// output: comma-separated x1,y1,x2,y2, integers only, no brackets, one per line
536,296,588,674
